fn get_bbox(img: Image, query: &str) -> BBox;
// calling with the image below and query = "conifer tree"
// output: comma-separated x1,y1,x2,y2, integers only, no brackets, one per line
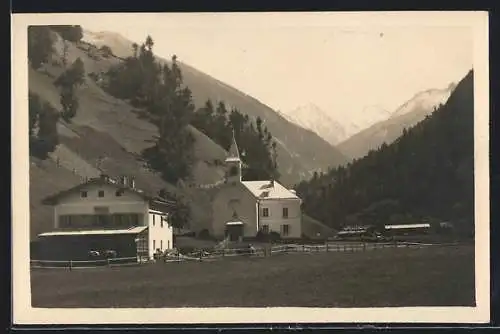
54,57,85,122
28,26,55,70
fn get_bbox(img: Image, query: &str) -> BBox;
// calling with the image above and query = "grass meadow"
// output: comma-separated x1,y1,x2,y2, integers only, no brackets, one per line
31,244,475,308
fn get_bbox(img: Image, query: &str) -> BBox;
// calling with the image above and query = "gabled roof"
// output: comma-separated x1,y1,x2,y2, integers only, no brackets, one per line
241,180,299,200
42,176,176,209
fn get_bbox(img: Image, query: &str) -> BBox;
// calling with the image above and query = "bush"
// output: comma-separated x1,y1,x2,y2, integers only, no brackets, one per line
178,246,195,255
255,230,281,242
269,231,281,242
100,45,114,58
255,230,267,242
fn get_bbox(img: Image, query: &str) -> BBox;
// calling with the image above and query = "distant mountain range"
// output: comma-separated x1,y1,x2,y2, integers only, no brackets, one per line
282,104,348,146
282,103,392,146
337,84,456,160
283,82,456,158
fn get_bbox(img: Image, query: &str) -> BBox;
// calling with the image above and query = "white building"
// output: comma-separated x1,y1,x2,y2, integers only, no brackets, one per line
211,134,302,241
38,175,174,261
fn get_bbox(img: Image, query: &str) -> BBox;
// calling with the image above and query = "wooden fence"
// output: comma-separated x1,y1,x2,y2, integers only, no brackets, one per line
30,241,460,270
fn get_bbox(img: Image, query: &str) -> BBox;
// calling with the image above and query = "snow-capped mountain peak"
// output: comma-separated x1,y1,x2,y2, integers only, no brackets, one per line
283,103,348,146
389,84,456,119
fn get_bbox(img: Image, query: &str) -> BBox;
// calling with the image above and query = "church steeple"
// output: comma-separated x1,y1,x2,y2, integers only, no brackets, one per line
227,129,240,161
225,129,242,183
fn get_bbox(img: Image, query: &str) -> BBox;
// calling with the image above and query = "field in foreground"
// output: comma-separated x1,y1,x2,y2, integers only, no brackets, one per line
31,245,475,308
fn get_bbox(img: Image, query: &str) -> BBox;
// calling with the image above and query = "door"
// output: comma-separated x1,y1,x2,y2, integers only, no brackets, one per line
226,224,243,242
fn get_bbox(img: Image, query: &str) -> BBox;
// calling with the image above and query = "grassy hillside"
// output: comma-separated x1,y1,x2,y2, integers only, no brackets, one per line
82,30,348,185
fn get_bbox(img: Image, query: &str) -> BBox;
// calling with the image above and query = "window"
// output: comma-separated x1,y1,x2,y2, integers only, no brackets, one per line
160,216,164,228
98,190,105,198
262,224,269,233
282,207,289,218
160,240,163,250
95,215,112,227
167,240,170,249
153,240,156,250
152,215,155,226
80,191,88,198
282,224,290,236
262,208,269,217
113,214,123,227
131,214,139,226
59,215,72,228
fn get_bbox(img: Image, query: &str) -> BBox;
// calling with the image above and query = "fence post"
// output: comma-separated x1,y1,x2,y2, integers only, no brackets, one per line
363,242,366,252
107,258,111,267
302,244,305,253
343,244,346,252
69,260,73,271
222,248,225,257
326,242,329,252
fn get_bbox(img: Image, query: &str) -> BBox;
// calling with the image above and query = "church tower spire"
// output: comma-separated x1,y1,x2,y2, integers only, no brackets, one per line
225,129,242,183
227,129,240,160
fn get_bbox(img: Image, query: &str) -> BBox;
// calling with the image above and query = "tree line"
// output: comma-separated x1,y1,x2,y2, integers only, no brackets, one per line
191,99,279,181
295,70,474,237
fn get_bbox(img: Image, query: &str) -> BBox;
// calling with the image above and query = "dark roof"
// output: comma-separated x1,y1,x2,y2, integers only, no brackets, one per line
42,176,176,209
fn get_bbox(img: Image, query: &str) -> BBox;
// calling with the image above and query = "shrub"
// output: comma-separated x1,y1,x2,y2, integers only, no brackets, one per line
100,45,114,58
178,246,195,255
269,231,281,242
255,230,267,242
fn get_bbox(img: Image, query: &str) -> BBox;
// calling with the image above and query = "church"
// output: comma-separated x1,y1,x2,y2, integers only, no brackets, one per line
211,133,302,241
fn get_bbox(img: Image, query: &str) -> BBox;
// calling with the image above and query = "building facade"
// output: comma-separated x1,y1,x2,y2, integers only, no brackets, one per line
211,134,302,240
39,175,174,261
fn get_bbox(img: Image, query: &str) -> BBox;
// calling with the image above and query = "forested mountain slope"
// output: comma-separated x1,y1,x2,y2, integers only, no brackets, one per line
295,70,474,236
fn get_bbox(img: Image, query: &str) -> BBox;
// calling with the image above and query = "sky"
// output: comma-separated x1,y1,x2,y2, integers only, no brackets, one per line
79,13,474,124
